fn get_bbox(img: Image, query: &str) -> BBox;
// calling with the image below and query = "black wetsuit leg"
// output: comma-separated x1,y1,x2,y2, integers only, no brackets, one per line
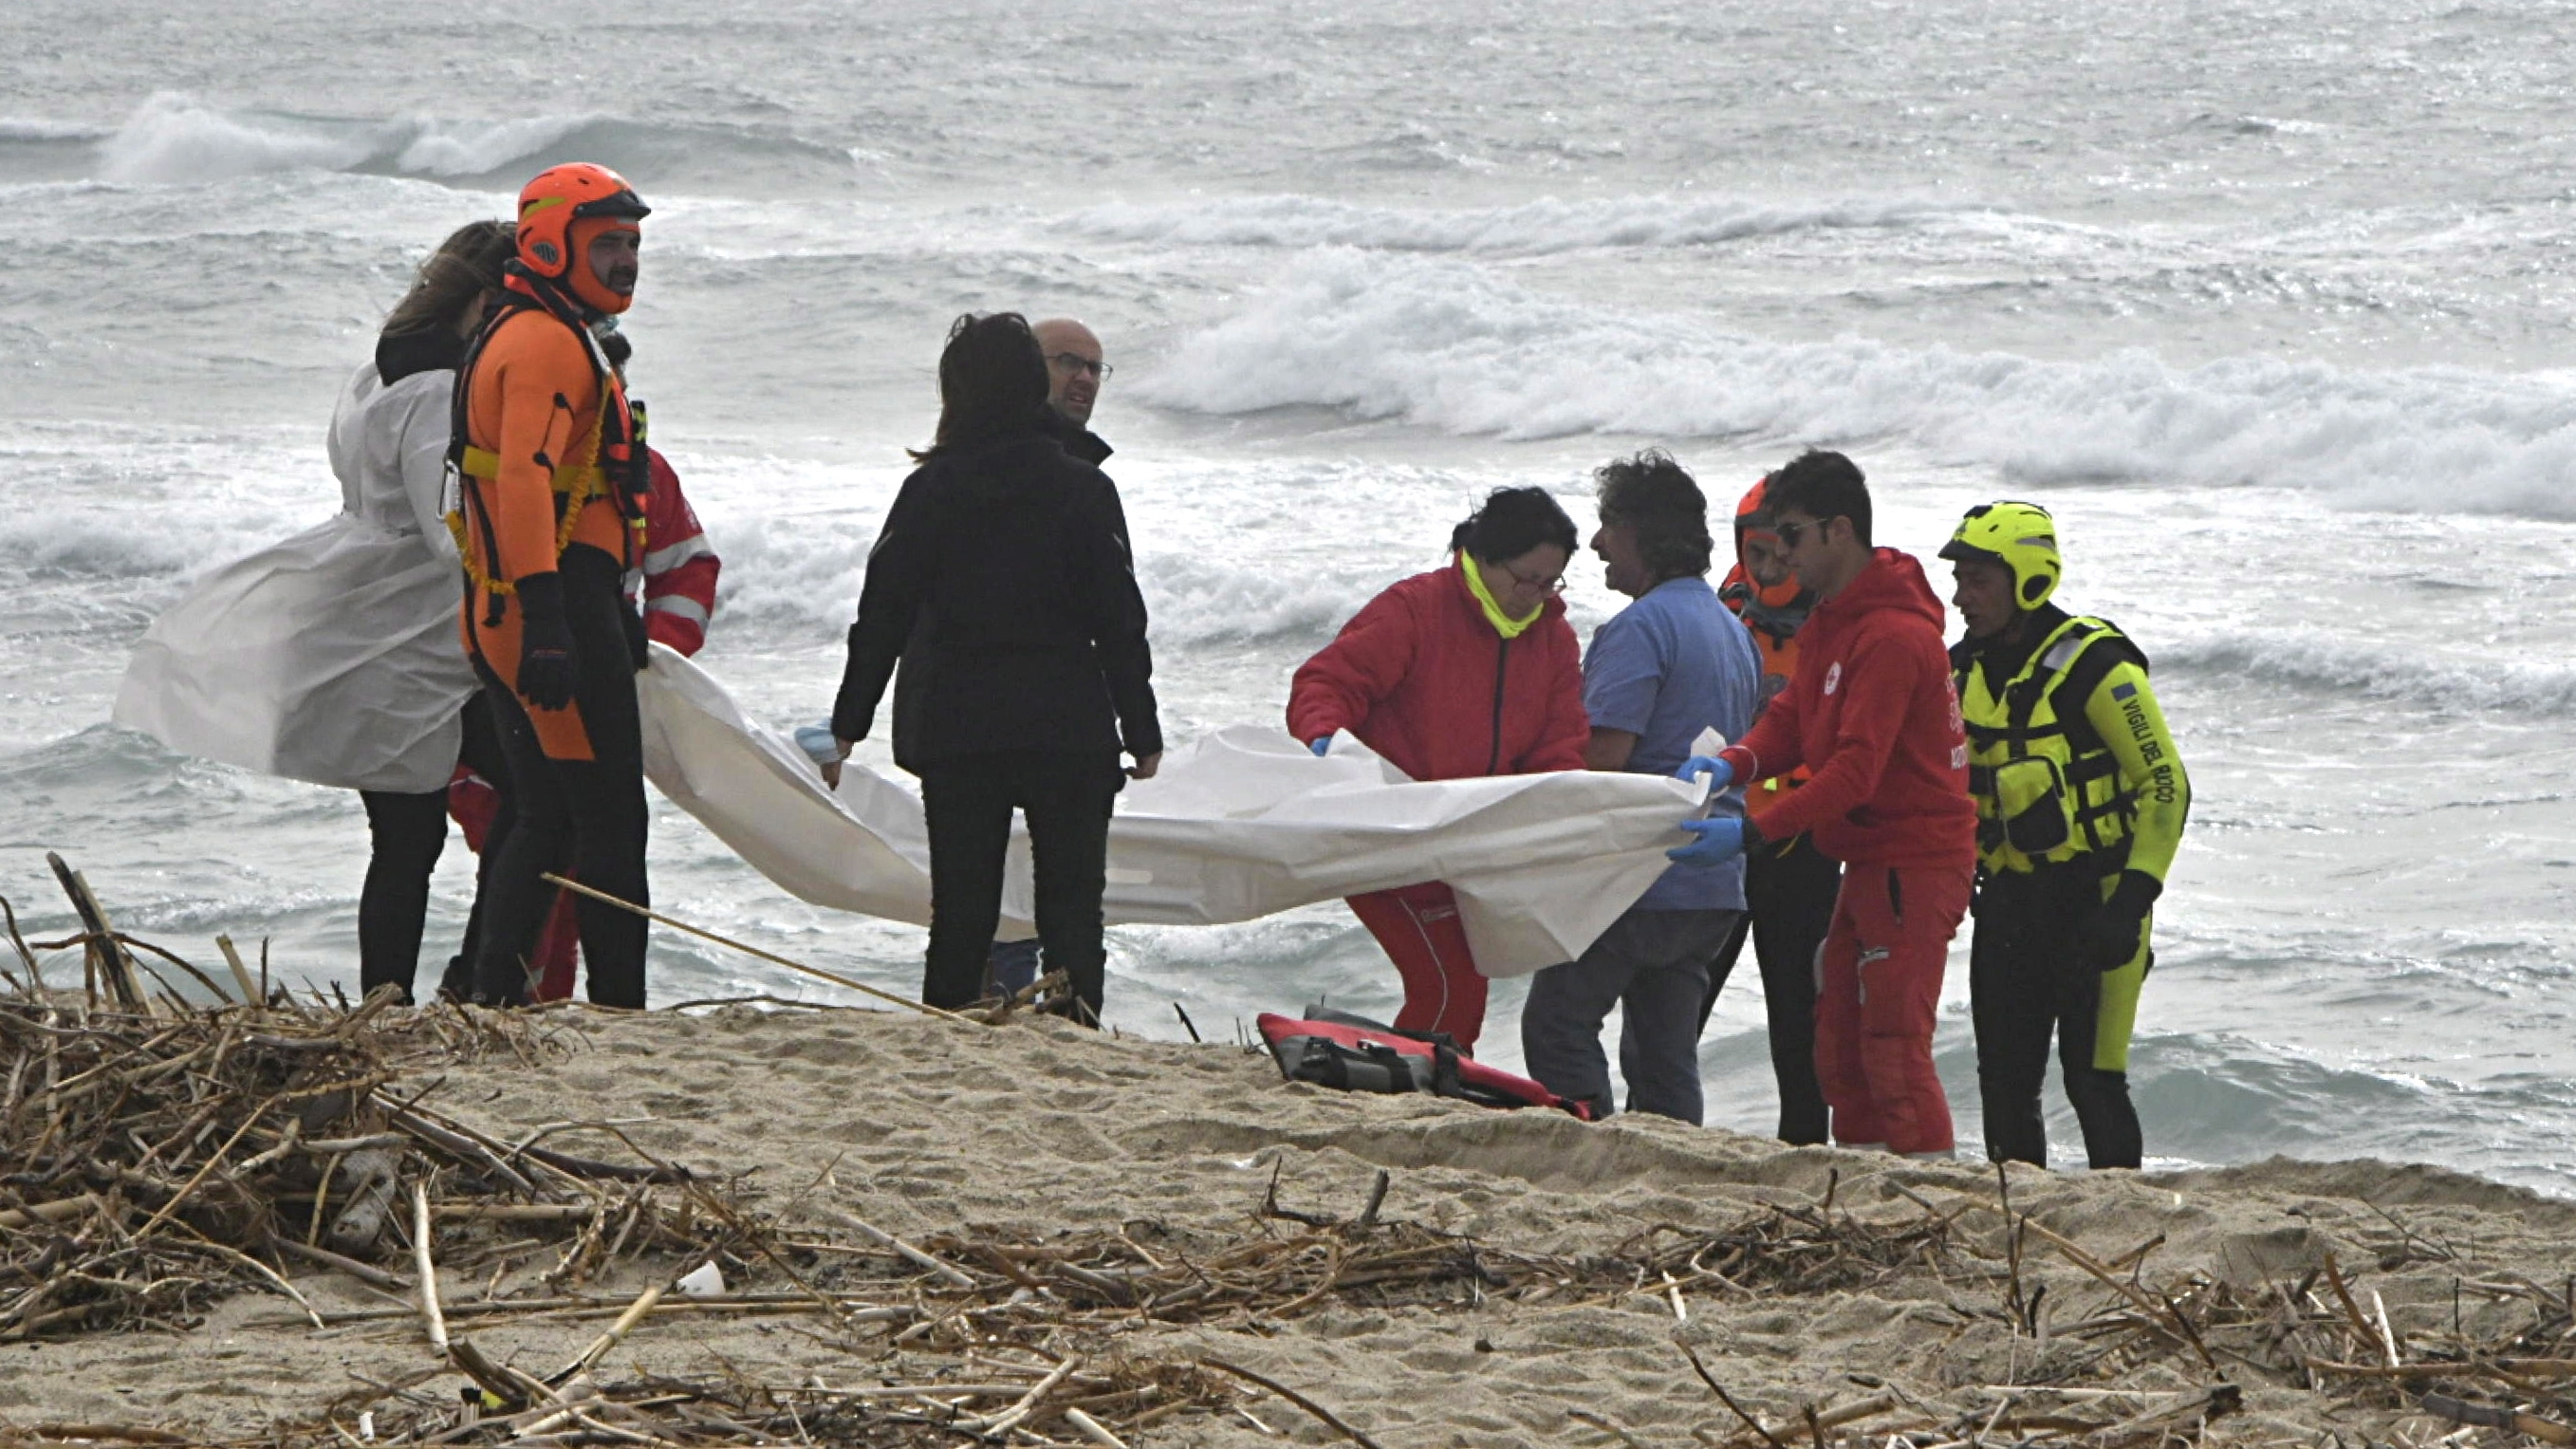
470,547,650,1009
357,785,448,1002
1972,869,2057,1165
1750,838,1838,1146
443,691,510,1001
1974,864,2141,1168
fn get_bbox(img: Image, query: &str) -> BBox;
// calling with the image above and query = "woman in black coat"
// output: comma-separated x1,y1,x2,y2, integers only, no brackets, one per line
830,312,1162,1023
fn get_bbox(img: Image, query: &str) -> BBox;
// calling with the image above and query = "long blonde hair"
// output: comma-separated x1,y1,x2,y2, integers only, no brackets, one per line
381,219,512,337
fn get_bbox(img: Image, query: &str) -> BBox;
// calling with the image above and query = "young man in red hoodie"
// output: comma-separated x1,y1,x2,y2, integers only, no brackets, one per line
1669,450,1976,1157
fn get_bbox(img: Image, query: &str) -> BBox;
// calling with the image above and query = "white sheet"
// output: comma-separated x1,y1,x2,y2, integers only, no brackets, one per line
636,646,1711,976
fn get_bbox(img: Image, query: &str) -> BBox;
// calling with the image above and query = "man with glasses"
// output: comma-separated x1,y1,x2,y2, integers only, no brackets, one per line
1668,450,1976,1159
985,318,1121,1000
1034,318,1115,463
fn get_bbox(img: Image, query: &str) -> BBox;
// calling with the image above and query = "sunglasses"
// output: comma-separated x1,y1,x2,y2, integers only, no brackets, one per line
1772,516,1836,548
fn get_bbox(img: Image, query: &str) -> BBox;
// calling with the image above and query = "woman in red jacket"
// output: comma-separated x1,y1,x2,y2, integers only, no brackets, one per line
1287,487,1590,1050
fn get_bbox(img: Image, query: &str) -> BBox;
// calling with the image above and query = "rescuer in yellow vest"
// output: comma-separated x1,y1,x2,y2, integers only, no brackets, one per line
1940,503,2190,1170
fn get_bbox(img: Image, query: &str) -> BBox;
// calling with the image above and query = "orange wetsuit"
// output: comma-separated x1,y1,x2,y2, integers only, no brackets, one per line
455,303,639,760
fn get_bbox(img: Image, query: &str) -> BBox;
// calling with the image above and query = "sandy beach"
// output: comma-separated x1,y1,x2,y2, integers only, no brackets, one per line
5,994,2571,1447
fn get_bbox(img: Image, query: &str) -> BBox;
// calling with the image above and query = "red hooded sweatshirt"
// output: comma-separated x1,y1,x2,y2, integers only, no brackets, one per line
1717,548,1975,869
1288,558,1589,782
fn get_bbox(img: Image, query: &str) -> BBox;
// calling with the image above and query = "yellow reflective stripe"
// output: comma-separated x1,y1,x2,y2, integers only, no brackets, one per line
458,444,604,496
1960,617,2133,873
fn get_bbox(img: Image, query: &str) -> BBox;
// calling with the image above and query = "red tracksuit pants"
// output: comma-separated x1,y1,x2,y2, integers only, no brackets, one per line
1814,861,1971,1156
1345,881,1488,1051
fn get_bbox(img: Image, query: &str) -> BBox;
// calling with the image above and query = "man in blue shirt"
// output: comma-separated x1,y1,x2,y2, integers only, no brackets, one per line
1521,451,1763,1124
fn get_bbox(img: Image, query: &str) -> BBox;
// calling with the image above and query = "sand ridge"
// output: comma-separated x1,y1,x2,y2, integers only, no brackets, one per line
5,1001,2572,1446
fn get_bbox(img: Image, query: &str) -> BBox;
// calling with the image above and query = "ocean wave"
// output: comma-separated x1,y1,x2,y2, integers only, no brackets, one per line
98,94,599,184
1066,193,1968,255
90,94,856,190
2161,631,2576,715
1139,251,2576,518
0,118,114,143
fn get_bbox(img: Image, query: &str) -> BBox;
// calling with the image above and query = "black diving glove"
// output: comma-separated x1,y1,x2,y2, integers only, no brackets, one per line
512,571,579,712
2077,870,2161,972
621,600,651,672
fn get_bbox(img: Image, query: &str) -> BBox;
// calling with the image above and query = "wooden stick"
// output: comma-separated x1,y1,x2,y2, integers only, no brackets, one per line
47,854,147,1013
964,1354,1082,1437
271,1235,413,1293
1678,1339,1790,1449
540,874,976,1025
1202,1358,1390,1449
0,1193,103,1232
215,935,259,1007
2369,1288,2401,1366
2419,1393,2576,1446
819,1207,976,1288
1064,1407,1131,1448
412,1182,448,1352
134,1092,280,1237
434,1203,601,1222
553,1280,665,1383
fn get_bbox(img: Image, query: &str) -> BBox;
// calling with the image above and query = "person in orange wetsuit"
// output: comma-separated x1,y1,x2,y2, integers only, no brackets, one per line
1286,488,1591,1051
445,337,717,1001
447,162,657,1008
1669,451,1976,1158
1687,476,1840,1143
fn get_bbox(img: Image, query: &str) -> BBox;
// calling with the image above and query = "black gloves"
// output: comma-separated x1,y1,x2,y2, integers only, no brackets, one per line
512,571,579,711
621,600,650,672
2078,870,2162,972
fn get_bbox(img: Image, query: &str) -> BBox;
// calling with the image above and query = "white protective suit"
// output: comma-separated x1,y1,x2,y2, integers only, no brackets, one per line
114,361,477,794
637,646,1714,975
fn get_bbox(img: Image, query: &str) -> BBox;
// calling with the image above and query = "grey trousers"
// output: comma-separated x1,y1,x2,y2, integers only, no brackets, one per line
1520,906,1741,1124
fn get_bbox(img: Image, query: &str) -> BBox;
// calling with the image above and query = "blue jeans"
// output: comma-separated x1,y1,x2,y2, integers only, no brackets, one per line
987,938,1043,997
1521,907,1739,1124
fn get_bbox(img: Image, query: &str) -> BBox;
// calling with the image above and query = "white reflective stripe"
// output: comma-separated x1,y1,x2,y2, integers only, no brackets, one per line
644,595,711,625
642,533,714,575
2039,634,2087,672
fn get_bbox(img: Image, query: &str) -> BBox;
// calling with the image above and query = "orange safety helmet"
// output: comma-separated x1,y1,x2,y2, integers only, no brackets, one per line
515,162,650,314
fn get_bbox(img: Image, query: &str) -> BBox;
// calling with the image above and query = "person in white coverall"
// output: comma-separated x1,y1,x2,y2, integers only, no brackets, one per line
115,220,513,1003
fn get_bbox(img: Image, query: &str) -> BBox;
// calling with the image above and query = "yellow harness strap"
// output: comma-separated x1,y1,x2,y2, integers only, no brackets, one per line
445,409,609,599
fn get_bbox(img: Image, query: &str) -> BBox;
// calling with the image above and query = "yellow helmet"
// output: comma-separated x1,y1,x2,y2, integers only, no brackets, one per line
1938,501,2061,610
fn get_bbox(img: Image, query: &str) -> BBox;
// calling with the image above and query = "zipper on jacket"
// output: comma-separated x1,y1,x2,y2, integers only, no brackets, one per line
1486,634,1511,775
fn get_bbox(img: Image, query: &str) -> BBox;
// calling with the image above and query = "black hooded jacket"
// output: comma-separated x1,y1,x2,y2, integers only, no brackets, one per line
832,421,1160,773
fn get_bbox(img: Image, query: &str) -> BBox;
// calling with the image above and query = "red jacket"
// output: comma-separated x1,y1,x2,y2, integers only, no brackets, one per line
637,449,720,655
1288,559,1589,782
1718,548,1974,869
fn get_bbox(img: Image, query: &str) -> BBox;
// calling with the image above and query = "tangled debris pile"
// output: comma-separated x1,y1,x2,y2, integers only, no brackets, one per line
5,860,2576,1449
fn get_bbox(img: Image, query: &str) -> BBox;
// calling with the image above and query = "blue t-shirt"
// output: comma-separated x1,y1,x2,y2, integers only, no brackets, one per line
1583,575,1763,912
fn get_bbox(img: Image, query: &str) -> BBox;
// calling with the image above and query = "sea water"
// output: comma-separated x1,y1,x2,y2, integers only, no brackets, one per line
5,0,2573,1189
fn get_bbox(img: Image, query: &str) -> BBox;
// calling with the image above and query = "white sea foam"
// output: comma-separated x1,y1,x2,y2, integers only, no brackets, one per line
0,118,114,142
1140,251,2576,518
2161,631,2576,716
96,94,598,184
1066,193,1968,255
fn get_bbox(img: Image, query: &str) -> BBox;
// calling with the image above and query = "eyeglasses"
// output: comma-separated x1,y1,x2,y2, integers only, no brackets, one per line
1047,352,1112,381
1503,562,1566,594
1772,516,1833,549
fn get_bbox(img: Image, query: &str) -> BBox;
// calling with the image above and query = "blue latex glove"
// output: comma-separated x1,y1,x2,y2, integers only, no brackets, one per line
1675,754,1734,791
792,724,843,766
1308,736,1332,756
1668,816,1750,866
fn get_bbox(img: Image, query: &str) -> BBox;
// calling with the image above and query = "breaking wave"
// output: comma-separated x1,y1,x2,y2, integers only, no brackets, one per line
1066,192,1969,255
1140,251,2576,519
